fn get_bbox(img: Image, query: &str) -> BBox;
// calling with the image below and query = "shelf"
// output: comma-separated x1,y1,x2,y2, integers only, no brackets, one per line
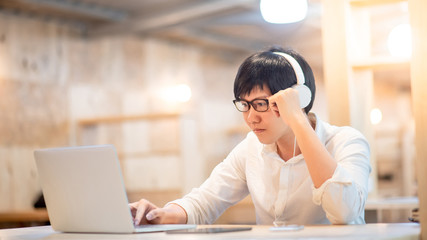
75,112,203,195
117,150,180,159
351,56,410,70
365,196,418,210
0,209,49,223
78,112,181,126
350,0,407,7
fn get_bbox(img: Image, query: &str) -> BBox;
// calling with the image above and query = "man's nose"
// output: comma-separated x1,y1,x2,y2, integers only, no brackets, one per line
246,106,260,123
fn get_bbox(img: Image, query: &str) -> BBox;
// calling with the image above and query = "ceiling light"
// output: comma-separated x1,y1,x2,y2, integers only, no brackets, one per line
387,23,412,58
370,108,382,125
162,84,192,103
260,0,308,24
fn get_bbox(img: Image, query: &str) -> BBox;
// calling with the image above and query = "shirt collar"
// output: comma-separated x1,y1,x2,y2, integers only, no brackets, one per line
311,113,327,146
262,142,304,164
261,112,327,163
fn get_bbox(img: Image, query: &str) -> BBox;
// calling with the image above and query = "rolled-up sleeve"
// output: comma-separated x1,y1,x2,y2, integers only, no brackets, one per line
312,130,371,224
168,141,249,224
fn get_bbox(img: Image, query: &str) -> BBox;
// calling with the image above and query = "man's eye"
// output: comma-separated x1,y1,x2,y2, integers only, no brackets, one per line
255,101,267,107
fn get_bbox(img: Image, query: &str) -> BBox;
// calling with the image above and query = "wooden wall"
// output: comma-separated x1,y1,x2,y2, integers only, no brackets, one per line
0,12,245,211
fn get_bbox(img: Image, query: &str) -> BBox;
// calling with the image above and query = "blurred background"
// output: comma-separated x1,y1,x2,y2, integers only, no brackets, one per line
0,0,420,227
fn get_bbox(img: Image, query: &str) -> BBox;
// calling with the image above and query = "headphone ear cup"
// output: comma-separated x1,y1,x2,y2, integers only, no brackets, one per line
292,84,312,109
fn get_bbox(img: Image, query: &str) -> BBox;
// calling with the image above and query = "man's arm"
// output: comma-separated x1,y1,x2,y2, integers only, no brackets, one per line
269,88,337,188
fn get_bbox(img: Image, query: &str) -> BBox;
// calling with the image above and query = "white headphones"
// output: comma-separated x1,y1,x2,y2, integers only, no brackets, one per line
273,52,312,109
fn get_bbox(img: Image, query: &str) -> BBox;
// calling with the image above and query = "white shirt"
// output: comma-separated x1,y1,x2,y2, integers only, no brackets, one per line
171,114,371,225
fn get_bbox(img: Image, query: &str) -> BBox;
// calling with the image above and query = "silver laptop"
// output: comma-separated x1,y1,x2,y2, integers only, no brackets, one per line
34,144,196,233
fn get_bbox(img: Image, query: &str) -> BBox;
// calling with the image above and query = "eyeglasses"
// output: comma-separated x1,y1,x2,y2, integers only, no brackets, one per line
233,99,270,112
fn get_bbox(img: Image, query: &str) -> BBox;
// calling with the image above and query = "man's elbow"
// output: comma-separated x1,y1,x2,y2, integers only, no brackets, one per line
327,208,360,224
321,183,366,224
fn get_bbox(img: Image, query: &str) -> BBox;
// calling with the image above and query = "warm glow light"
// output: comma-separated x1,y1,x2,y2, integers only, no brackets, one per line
370,108,382,125
162,84,192,103
260,0,308,24
387,24,412,58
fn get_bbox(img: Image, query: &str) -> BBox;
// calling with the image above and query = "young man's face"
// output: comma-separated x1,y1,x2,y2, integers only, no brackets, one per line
240,86,290,144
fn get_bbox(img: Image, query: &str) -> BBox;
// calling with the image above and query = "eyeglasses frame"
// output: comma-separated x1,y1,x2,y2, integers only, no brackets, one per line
232,98,270,112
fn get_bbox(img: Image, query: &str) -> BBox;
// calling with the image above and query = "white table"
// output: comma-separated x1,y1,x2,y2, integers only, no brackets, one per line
0,223,420,240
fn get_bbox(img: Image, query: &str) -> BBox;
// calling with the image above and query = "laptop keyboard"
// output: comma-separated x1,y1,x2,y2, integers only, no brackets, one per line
135,224,197,233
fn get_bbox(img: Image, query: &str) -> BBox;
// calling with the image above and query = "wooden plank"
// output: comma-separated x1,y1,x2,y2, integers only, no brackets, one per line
0,210,49,223
350,0,408,7
351,56,410,70
78,113,181,126
409,0,427,238
321,0,351,126
365,196,419,210
117,150,180,159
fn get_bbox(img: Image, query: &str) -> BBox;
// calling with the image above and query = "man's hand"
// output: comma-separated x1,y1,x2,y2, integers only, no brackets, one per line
129,199,187,225
129,199,160,225
268,88,305,126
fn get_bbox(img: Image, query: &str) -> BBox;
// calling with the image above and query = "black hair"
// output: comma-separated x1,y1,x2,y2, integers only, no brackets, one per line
233,46,316,112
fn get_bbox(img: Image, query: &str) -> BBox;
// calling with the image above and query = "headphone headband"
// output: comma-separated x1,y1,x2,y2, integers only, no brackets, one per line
272,52,305,85
272,51,312,109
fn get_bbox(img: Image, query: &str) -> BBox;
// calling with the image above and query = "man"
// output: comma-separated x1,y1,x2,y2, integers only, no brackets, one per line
130,47,371,225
